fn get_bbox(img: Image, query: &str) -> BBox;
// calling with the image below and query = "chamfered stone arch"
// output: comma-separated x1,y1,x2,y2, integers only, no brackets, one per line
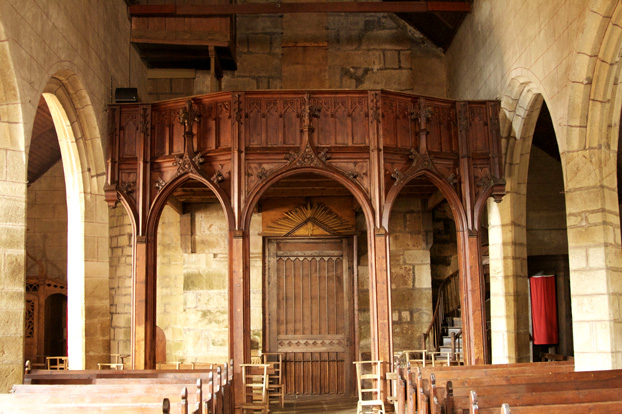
487,75,545,364
39,70,109,370
0,18,28,391
564,0,622,370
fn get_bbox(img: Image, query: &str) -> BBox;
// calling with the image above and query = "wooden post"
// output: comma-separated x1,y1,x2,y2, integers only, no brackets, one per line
374,227,393,401
466,233,487,364
230,230,249,413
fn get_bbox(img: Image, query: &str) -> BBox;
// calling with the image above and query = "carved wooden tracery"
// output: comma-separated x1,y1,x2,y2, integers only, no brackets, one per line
106,89,504,403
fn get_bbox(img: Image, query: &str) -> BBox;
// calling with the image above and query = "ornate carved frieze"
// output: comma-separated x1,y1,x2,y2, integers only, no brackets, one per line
285,144,331,168
277,337,345,352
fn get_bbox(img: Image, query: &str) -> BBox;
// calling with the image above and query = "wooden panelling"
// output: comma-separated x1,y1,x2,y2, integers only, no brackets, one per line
311,94,369,147
267,238,353,395
120,109,140,159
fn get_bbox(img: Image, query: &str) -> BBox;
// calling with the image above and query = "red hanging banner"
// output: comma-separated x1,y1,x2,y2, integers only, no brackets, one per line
530,275,558,345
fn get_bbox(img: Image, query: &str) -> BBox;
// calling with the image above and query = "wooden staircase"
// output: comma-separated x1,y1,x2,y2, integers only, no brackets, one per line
422,272,463,365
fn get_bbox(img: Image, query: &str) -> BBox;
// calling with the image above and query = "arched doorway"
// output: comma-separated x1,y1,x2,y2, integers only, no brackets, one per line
389,175,461,363
154,179,231,366
44,293,67,358
251,172,365,398
525,102,572,360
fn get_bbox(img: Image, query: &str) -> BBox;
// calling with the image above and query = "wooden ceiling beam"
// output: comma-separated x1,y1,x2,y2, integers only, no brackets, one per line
129,2,471,16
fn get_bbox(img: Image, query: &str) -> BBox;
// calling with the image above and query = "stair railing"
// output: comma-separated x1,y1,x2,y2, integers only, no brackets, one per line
421,271,460,353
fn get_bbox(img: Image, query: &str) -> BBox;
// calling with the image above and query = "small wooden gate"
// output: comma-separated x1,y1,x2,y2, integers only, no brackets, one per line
265,237,355,396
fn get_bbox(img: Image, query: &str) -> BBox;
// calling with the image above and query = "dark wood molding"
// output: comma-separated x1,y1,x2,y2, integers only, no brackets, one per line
129,2,471,16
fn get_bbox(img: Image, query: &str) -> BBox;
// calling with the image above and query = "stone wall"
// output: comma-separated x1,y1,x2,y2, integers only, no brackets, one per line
389,197,433,352
430,202,458,283
26,162,67,283
108,206,133,360
149,12,447,98
156,205,185,363
156,202,232,364
526,146,568,256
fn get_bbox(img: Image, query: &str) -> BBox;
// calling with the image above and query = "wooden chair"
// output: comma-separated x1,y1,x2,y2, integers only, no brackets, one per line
401,349,428,367
353,360,385,414
238,363,270,414
261,352,284,408
97,353,128,370
45,356,67,370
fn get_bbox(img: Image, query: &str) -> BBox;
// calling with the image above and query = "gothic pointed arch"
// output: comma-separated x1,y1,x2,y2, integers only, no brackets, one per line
562,0,622,370
36,70,109,370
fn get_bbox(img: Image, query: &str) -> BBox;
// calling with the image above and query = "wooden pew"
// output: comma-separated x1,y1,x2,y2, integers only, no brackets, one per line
419,364,622,414
472,391,622,414
7,364,232,414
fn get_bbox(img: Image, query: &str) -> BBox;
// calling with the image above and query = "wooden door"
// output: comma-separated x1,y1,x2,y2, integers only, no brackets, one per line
266,237,354,396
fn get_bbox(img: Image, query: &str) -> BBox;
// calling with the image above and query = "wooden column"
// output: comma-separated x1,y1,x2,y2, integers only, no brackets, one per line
374,227,393,401
132,237,147,369
230,230,249,413
463,232,486,364
456,101,488,365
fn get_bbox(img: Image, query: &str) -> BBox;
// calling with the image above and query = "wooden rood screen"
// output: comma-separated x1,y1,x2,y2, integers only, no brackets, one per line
266,238,354,396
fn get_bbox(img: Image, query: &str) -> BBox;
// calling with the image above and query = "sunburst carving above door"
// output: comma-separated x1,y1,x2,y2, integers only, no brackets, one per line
266,202,353,236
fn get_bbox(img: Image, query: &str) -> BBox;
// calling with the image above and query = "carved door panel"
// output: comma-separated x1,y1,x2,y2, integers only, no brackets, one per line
266,238,354,396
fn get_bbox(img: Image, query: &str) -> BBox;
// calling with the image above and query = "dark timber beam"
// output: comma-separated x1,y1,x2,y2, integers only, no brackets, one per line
129,2,471,16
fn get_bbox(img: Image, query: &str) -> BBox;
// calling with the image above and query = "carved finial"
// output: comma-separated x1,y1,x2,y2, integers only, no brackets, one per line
301,94,321,131
178,100,201,132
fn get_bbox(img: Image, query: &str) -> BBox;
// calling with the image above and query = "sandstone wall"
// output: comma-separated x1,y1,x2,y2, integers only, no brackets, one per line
389,197,433,352
26,162,67,283
149,12,447,99
108,206,133,359
0,0,149,385
526,146,568,256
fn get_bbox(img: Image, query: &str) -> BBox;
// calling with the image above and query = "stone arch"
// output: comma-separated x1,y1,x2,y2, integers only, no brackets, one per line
487,76,545,363
40,71,109,370
563,0,622,370
0,19,28,391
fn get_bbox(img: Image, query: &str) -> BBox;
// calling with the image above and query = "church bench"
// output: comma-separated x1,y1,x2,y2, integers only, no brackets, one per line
3,379,218,414
16,364,232,413
434,369,622,414
453,384,622,413
470,391,622,414
400,363,622,414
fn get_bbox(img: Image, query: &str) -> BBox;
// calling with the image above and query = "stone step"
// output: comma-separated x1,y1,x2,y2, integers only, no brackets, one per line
442,336,463,346
444,327,462,335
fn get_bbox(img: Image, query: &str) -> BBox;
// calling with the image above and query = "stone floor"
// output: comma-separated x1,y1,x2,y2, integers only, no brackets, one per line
270,397,359,413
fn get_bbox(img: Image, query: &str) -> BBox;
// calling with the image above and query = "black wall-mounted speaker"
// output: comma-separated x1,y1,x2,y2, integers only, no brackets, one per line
115,88,138,103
